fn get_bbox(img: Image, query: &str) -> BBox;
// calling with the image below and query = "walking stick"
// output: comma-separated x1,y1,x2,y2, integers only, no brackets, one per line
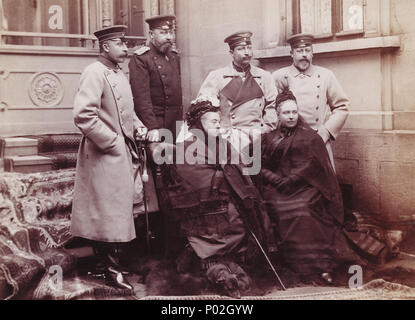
223,165,286,290
247,227,286,290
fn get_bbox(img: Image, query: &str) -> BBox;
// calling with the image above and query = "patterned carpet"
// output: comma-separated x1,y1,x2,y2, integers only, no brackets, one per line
140,279,415,300
1,169,414,300
0,169,77,299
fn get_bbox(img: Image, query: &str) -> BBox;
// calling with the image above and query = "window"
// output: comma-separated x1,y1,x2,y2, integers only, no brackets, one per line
0,0,146,48
291,0,373,40
113,0,146,48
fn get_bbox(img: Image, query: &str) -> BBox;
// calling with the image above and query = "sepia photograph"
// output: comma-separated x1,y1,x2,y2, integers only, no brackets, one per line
0,0,414,306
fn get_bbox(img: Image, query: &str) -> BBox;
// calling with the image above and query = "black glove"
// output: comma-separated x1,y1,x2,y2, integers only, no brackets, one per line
276,174,302,193
261,169,302,193
274,177,291,192
261,169,282,186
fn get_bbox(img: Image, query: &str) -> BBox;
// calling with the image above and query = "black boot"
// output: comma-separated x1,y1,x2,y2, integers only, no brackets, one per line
92,242,133,291
88,246,107,279
105,266,134,291
104,245,131,275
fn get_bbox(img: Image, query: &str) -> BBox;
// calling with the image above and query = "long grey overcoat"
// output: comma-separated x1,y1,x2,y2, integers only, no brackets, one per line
70,56,146,242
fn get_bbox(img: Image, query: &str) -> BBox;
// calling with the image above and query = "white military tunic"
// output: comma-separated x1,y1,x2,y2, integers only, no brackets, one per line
198,63,278,133
272,64,349,168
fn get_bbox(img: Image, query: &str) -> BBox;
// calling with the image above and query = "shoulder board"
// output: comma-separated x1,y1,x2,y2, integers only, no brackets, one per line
134,46,150,56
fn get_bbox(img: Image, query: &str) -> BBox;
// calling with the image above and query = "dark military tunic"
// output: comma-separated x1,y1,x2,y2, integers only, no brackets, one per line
129,43,183,139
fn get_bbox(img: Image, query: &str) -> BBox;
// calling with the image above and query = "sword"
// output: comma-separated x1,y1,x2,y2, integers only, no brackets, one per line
137,140,153,252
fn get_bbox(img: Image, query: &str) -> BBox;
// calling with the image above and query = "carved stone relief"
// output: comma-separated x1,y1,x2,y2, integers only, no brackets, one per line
29,72,64,107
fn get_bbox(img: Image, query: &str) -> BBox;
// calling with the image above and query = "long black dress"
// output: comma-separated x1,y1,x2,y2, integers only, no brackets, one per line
162,134,275,265
261,118,360,275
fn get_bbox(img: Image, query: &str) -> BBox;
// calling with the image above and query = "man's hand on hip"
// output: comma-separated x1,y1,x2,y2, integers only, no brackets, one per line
317,126,331,144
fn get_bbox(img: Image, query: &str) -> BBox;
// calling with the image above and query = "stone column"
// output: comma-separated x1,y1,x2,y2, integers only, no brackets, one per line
150,0,159,16
160,0,175,15
102,0,112,27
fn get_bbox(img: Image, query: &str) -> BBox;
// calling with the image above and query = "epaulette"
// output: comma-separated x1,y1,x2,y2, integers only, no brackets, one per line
134,46,150,56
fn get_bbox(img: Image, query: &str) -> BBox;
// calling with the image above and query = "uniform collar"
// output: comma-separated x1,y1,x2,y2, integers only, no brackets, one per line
224,63,260,77
232,62,250,73
289,64,315,78
97,56,121,71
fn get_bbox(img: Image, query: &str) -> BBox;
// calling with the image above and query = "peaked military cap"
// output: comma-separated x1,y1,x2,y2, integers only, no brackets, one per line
145,14,176,30
93,25,127,42
287,33,315,48
224,31,253,50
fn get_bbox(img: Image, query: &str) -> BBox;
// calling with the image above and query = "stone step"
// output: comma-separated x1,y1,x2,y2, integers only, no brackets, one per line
36,134,82,153
4,155,53,173
40,151,78,170
2,137,38,157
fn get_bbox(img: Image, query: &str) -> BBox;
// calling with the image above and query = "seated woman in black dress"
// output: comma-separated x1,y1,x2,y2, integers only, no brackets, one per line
154,98,275,297
260,90,368,283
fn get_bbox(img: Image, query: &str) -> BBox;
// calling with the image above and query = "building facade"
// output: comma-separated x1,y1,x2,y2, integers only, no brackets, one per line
176,0,415,227
0,0,175,136
1,0,414,227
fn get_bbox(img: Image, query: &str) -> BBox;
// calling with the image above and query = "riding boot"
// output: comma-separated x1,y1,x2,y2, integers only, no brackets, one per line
88,244,107,279
93,242,133,291
104,243,131,275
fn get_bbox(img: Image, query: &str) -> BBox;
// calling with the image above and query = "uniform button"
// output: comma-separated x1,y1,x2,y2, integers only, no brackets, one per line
316,118,319,122
316,106,319,110
162,74,166,78
318,74,321,78
117,96,121,100
158,65,162,69
166,95,169,99
317,95,320,99
231,114,236,119
317,85,320,88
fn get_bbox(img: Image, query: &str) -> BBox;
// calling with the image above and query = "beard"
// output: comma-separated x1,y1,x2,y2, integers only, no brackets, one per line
156,41,173,54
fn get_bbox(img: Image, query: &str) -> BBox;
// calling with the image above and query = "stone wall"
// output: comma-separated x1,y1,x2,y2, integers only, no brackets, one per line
175,0,415,225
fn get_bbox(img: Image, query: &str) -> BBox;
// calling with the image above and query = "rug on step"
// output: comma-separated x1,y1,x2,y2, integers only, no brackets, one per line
0,169,76,299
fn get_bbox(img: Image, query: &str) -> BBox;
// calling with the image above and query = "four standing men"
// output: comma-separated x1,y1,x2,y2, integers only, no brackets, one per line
272,34,349,168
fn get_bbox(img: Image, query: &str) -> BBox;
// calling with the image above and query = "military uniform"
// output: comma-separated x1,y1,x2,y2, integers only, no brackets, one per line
273,64,349,137
128,17,183,140
272,34,349,167
71,25,146,290
198,63,277,133
198,31,277,135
